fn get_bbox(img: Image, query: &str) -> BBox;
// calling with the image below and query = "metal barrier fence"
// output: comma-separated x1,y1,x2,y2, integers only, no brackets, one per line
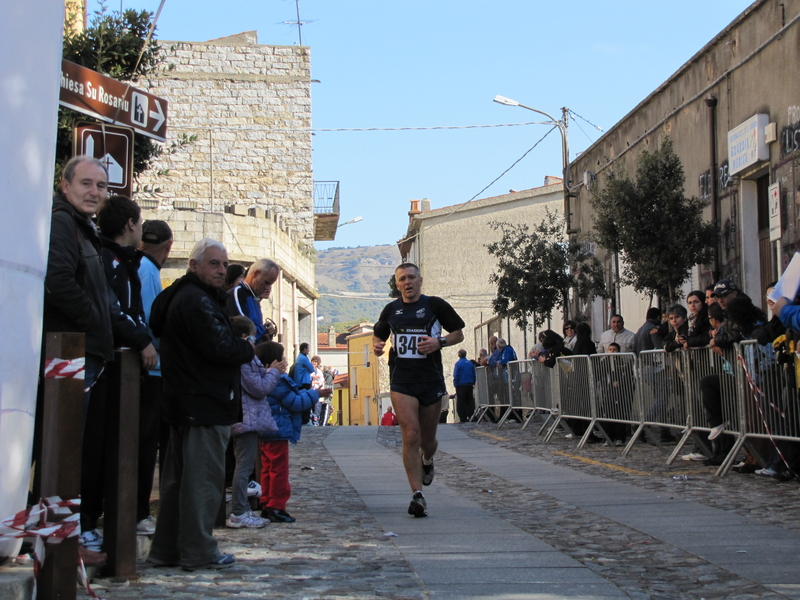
472,343,800,477
473,366,510,422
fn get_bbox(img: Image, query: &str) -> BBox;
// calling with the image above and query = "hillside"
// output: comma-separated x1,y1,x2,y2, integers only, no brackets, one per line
315,245,401,330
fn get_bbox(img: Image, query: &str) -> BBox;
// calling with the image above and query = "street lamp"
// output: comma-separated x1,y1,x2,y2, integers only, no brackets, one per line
338,216,363,228
493,95,576,235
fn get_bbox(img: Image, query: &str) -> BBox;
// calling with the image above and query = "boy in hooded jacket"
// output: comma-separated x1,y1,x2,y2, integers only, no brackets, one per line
256,342,332,522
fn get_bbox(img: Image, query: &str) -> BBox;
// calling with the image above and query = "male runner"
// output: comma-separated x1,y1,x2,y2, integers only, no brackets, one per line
373,263,465,517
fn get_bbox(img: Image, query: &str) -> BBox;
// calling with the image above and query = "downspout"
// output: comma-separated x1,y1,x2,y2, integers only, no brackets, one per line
705,96,720,281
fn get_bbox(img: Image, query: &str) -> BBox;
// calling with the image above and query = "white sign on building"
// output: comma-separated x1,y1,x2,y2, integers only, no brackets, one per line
728,113,769,175
769,181,781,242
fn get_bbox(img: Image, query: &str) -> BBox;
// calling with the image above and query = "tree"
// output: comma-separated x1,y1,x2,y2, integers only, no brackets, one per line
590,137,718,303
56,2,193,188
486,209,607,329
387,274,401,298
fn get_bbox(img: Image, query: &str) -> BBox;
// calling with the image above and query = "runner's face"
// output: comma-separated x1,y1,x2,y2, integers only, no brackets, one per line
396,267,422,302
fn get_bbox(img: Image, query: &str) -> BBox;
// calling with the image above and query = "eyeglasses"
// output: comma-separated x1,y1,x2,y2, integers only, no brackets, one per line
565,326,575,331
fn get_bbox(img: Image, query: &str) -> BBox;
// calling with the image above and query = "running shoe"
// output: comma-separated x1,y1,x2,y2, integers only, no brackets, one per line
708,424,725,440
136,515,156,536
422,457,434,486
408,492,427,518
182,553,236,571
247,481,261,497
681,452,706,461
755,467,777,477
79,529,103,552
227,510,268,529
261,508,296,523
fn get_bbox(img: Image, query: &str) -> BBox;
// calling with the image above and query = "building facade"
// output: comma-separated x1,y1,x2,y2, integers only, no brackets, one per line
398,181,565,375
569,0,800,327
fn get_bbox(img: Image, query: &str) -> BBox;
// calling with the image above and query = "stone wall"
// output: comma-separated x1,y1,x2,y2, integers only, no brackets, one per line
136,32,314,243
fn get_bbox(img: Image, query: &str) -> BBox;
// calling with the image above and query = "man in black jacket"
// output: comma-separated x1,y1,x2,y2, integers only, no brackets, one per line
42,156,114,555
146,238,254,571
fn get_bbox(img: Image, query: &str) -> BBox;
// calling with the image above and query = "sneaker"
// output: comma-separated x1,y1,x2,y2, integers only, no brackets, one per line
708,423,725,440
80,529,103,552
755,467,777,477
681,452,706,461
227,510,268,529
261,508,296,523
247,481,262,497
615,439,625,447
408,491,427,518
136,515,156,536
421,457,434,486
182,553,236,571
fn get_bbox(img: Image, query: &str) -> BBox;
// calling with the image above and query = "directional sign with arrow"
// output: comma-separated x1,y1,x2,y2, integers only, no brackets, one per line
60,59,168,142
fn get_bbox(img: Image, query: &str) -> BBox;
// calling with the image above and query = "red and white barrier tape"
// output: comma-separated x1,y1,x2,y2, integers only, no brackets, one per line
0,496,102,599
43,357,85,380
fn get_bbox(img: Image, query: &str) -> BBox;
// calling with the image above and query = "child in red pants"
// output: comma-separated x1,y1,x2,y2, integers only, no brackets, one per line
255,342,331,522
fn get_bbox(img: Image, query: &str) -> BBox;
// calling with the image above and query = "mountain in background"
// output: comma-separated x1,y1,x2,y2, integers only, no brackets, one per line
315,245,401,331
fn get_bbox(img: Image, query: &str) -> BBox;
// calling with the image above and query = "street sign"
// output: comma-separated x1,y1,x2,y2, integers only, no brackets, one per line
74,122,135,198
60,59,168,142
769,181,781,242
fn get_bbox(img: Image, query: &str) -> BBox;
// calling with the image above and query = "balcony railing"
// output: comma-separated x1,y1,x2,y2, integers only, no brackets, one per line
314,181,340,214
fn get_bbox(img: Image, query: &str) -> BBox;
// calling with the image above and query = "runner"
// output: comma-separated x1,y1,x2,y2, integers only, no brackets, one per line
373,263,465,517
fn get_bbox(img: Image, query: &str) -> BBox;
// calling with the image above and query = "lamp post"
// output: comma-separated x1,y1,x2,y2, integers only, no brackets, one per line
493,95,576,235
338,216,363,228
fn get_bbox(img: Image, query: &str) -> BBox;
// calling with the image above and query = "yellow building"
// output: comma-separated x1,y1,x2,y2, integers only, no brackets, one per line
346,327,386,426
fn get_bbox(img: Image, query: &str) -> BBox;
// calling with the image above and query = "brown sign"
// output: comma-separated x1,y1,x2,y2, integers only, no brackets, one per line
73,122,135,198
60,59,168,142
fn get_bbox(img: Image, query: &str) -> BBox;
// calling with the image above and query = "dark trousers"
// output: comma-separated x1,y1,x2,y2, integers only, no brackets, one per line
137,374,163,522
80,369,109,532
455,385,475,422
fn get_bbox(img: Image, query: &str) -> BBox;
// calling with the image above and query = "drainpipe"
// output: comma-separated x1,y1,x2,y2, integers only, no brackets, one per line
705,96,720,281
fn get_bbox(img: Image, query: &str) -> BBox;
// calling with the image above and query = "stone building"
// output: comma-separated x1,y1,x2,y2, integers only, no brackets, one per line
569,0,800,328
397,180,564,378
133,31,333,355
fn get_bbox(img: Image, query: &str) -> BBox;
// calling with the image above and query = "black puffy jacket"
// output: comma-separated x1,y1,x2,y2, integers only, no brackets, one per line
150,272,254,426
43,195,113,361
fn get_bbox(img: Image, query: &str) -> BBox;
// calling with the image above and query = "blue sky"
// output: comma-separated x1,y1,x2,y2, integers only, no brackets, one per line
92,0,754,249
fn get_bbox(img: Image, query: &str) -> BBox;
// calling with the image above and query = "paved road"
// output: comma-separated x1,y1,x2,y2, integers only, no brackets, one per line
82,423,800,599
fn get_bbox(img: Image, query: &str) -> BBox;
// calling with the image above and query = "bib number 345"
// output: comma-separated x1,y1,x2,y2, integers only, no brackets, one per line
395,334,425,359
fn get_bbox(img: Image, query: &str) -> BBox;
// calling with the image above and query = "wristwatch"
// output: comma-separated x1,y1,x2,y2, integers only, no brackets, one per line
438,336,447,348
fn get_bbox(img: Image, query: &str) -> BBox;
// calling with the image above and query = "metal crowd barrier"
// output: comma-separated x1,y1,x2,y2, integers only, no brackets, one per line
590,352,641,455
498,360,559,431
473,366,510,423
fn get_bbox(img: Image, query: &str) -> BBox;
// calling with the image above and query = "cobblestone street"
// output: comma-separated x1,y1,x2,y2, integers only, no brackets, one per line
83,423,800,599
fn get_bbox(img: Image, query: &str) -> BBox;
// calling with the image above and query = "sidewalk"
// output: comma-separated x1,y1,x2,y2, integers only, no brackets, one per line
6,422,799,599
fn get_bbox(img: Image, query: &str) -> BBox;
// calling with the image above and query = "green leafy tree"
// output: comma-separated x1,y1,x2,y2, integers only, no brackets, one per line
387,274,401,298
486,209,607,329
56,2,190,188
590,137,718,302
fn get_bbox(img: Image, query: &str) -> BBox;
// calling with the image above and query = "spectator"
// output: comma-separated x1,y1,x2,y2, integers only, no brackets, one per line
477,348,489,366
538,330,572,368
227,316,284,529
705,284,718,306
257,342,332,523
146,238,254,571
291,342,315,390
489,338,517,367
381,406,399,426
562,321,578,350
572,322,596,355
42,156,113,556
453,349,477,422
227,258,280,343
137,219,173,535
224,264,245,292
663,305,689,352
684,290,712,348
714,278,749,311
529,331,547,359
95,196,159,539
310,355,326,425
633,307,663,354
597,314,636,353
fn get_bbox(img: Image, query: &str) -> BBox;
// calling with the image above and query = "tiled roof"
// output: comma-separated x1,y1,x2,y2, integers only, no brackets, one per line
317,331,348,349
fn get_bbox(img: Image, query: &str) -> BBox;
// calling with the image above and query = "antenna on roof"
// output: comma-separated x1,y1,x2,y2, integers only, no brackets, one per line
280,0,316,46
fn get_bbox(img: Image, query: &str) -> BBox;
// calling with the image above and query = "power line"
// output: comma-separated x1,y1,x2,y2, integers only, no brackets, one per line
311,121,547,132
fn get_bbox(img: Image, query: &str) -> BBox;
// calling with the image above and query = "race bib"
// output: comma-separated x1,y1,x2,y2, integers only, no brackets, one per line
394,333,426,359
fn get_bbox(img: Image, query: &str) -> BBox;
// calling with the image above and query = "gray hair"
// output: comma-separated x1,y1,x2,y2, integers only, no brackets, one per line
497,338,507,347
63,155,108,182
250,258,280,276
188,238,227,266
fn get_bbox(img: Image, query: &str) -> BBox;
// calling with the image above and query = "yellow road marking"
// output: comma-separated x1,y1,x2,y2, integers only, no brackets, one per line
552,451,652,476
473,431,509,442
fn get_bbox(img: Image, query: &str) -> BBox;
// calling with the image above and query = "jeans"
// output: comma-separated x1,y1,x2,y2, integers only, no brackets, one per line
231,431,258,516
148,424,229,567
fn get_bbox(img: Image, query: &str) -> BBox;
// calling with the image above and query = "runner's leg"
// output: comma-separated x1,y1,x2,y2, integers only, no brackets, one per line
391,391,424,492
419,399,441,462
